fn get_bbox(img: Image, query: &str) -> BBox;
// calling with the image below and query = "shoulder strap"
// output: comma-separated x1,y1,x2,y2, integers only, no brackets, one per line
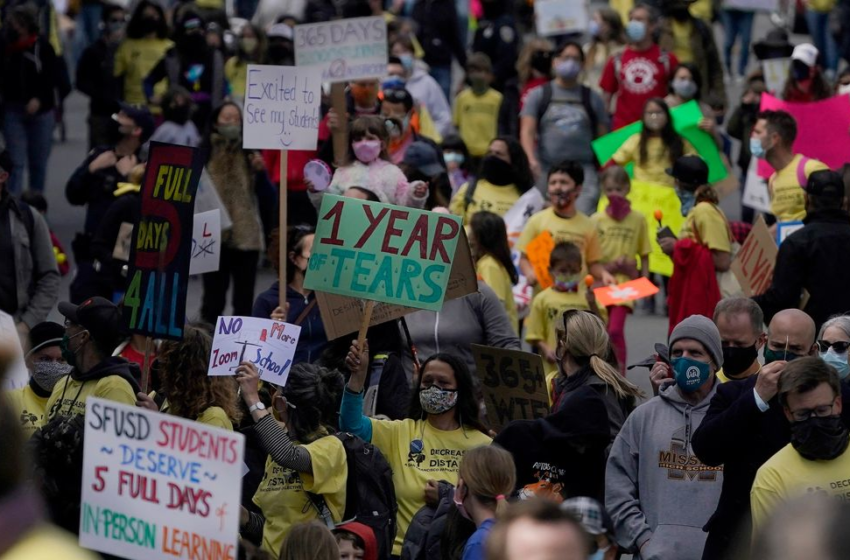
463,176,480,213
294,298,317,326
580,85,598,137
614,52,622,77
536,81,553,123
796,156,811,189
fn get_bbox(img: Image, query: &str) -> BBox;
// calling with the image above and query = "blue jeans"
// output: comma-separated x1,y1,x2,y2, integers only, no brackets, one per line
720,9,755,76
806,9,838,73
429,65,452,105
3,107,55,194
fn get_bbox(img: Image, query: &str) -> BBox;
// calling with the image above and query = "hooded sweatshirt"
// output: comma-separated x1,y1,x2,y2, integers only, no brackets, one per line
337,521,378,560
43,357,141,423
605,382,723,560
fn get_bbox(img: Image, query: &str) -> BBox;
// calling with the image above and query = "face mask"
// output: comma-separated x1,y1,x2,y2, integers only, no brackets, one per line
32,361,73,392
268,43,293,64
721,344,758,378
352,139,382,163
553,273,580,292
626,20,647,42
399,53,414,73
453,483,472,520
588,19,601,38
676,188,696,216
181,33,207,55
140,16,159,34
672,78,698,99
839,84,850,96
606,194,631,221
60,331,86,369
419,386,458,415
671,356,711,393
821,349,850,379
443,152,465,166
480,155,515,186
530,50,552,75
554,59,582,81
107,21,125,37
217,124,241,141
240,37,258,53
791,61,811,82
167,103,191,125
763,346,801,365
790,415,849,460
382,76,406,90
470,75,490,93
749,136,767,159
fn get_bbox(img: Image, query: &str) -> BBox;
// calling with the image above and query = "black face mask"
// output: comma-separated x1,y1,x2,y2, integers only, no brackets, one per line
790,415,849,461
791,61,811,82
480,155,515,186
166,103,191,125
268,43,294,65
530,50,552,75
140,16,159,35
721,344,758,378
181,34,207,57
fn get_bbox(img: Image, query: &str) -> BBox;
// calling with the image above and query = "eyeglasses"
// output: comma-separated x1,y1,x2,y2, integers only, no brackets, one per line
789,403,836,422
817,340,850,353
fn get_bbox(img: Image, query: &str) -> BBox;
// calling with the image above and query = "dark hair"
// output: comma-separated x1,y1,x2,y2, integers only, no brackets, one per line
390,33,415,53
714,297,764,336
407,353,489,434
639,98,684,166
783,62,833,102
757,109,797,146
670,62,703,101
778,356,840,408
126,0,168,39
333,530,365,550
349,115,390,163
556,40,585,63
491,136,533,193
280,363,345,443
238,22,267,63
267,225,314,283
383,87,414,112
202,102,251,165
547,160,585,185
550,241,582,268
470,211,518,284
630,2,659,23
9,4,39,34
20,190,47,213
467,52,493,73
101,3,125,24
593,7,625,44
161,86,194,122
318,319,405,379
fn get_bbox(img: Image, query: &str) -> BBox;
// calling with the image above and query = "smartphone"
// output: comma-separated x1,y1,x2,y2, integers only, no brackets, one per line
657,226,675,239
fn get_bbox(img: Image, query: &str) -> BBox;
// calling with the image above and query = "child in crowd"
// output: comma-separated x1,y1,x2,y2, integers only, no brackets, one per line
469,211,519,334
609,98,696,186
591,166,651,373
453,53,503,169
441,133,472,195
525,241,599,376
333,522,378,560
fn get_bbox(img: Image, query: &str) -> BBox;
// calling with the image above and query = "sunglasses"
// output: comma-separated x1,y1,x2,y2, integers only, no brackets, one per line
817,340,850,354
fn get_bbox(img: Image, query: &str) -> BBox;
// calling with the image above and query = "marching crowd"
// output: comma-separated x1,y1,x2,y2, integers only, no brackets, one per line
5,0,850,558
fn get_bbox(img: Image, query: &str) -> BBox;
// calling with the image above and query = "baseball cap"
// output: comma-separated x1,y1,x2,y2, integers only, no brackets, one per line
58,297,125,349
666,155,709,187
403,141,445,177
118,102,155,142
806,169,845,198
561,497,614,537
267,23,293,40
792,43,819,67
26,321,65,357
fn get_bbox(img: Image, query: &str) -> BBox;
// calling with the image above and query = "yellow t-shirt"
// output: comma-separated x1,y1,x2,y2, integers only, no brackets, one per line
477,254,518,334
769,154,829,222
252,435,348,556
517,208,603,268
679,201,732,253
591,209,652,281
4,525,100,560
453,88,503,157
5,384,50,439
449,180,522,223
670,20,694,63
525,287,591,375
370,418,492,555
114,38,174,106
225,57,248,100
161,399,234,431
43,375,137,424
751,439,850,534
809,0,837,12
611,134,697,186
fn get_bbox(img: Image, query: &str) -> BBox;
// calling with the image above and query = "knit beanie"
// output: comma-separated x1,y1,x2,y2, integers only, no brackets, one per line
668,315,724,368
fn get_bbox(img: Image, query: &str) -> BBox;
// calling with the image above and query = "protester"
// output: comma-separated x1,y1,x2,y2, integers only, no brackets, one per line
389,36,453,138
113,0,172,108
751,495,850,560
454,53,503,167
817,316,850,379
801,0,839,78
441,134,472,194
450,136,533,223
713,297,766,382
148,86,200,147
264,22,295,66
583,8,626,92
720,2,756,80
782,43,833,103
334,522,379,560
18,191,70,277
663,63,721,145
472,0,519,95
520,41,608,212
0,150,60,336
400,141,452,209
236,361,347,556
381,87,441,164
469,211,519,334
485,499,591,560
225,23,266,105
561,497,619,560
340,351,492,556
600,3,679,130
410,0,466,102
727,75,766,223
753,170,850,329
279,521,340,560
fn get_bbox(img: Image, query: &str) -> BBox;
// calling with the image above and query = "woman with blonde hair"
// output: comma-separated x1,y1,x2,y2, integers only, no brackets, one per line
279,521,339,560
455,445,516,560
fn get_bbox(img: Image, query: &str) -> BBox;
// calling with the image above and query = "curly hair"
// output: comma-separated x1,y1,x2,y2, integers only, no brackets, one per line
279,363,345,443
157,325,243,424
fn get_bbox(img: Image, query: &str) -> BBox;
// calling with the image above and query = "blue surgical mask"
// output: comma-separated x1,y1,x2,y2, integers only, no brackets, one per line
750,137,766,159
399,53,414,72
555,59,582,80
626,20,647,42
588,19,601,38
444,152,465,165
676,188,696,216
821,349,850,379
672,356,711,392
382,76,406,90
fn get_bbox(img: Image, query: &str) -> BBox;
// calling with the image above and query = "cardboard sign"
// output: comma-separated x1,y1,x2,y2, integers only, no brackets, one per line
79,398,245,560
242,64,323,150
534,0,589,36
209,317,301,386
294,16,388,82
742,159,771,213
305,195,463,311
762,58,790,96
776,221,804,245
315,228,478,340
525,231,555,290
124,143,202,341
731,216,777,296
593,277,659,307
472,345,549,432
190,210,221,276
0,310,28,390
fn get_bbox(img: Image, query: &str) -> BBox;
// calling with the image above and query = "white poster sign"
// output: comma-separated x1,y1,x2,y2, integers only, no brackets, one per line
762,58,790,96
294,16,389,82
742,159,772,213
0,311,28,390
242,64,323,150
534,0,589,36
190,210,221,276
79,398,245,560
209,316,301,386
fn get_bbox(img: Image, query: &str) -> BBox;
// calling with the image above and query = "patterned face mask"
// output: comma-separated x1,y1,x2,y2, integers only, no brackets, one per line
419,386,458,415
32,361,73,391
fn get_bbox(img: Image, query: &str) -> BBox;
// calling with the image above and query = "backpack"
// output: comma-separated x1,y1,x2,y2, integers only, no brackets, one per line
535,81,599,137
310,433,398,560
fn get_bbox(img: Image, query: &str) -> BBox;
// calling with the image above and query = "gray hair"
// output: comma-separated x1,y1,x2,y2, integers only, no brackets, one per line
818,315,850,340
713,297,764,336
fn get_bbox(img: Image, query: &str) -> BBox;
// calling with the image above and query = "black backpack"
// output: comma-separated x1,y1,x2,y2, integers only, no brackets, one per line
535,81,599,136
310,433,398,560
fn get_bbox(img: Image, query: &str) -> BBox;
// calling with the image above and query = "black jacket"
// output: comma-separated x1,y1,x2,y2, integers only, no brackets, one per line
752,208,850,330
76,37,121,116
66,146,138,237
412,0,467,69
691,375,850,559
0,35,58,112
472,13,518,91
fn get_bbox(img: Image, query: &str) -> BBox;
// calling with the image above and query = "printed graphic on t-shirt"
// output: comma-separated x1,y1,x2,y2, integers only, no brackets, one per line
622,57,659,94
518,462,567,502
658,426,723,481
258,464,303,492
406,438,467,471
20,407,40,427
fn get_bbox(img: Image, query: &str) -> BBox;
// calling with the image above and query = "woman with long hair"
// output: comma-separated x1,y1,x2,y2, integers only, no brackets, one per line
340,349,492,557
225,23,266,106
583,7,625,93
664,63,721,146
610,98,696,186
782,44,833,103
469,211,519,334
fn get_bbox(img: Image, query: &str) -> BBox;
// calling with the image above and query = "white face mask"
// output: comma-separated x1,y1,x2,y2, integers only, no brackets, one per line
839,84,850,96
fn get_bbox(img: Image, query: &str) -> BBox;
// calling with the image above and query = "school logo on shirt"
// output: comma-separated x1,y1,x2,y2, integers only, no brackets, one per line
406,439,467,471
658,426,723,481
19,408,39,427
407,439,426,467
259,464,303,492
622,58,659,95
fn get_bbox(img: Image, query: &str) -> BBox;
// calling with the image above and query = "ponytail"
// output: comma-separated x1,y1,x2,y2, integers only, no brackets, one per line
494,494,510,519
588,354,642,400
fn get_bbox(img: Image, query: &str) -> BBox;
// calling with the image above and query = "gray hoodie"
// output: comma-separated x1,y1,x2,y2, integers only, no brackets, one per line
605,381,724,560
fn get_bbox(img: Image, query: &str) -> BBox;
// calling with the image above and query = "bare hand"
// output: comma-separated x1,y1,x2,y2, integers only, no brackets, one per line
239,506,250,528
235,361,261,404
650,360,672,395
135,392,159,411
25,98,41,115
600,270,616,286
249,152,266,172
657,236,676,256
755,360,785,403
544,348,557,364
345,339,370,392
115,154,138,177
424,479,439,506
698,117,716,133
271,303,289,322
89,150,118,173
411,180,429,199
529,158,541,179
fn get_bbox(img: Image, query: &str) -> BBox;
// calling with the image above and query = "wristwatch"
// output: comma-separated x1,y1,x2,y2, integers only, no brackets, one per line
249,402,267,414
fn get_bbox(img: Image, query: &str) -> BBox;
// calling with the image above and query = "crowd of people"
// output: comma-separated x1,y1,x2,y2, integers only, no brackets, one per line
5,0,850,558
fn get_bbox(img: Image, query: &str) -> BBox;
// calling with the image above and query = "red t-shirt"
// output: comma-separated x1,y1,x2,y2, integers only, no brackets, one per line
599,44,678,130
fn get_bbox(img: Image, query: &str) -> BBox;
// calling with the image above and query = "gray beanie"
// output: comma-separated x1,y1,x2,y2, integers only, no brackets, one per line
669,315,724,368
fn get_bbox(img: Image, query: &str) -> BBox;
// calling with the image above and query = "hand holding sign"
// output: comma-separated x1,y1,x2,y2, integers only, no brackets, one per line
593,277,659,307
209,317,301,385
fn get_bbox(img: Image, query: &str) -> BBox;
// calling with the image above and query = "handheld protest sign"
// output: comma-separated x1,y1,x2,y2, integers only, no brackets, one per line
209,317,301,385
190,210,221,276
124,142,203,341
472,345,549,432
593,277,659,307
79,398,245,560
730,216,777,297
304,195,463,311
534,0,589,36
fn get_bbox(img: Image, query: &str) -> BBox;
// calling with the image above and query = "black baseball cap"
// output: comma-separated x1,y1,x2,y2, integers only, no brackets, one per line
26,321,65,357
403,141,445,177
59,297,125,349
806,169,845,198
118,102,155,142
666,155,709,187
